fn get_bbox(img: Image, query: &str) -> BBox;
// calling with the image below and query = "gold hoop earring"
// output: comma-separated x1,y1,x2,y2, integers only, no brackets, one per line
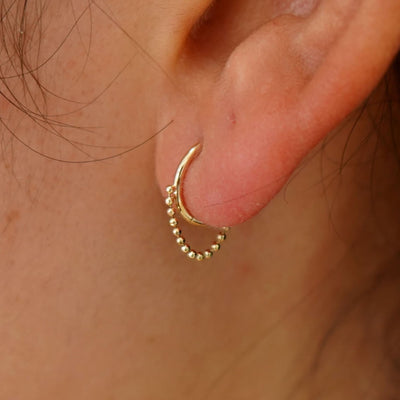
165,144,230,261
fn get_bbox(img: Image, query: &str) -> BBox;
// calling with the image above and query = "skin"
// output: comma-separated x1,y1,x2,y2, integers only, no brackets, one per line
0,0,399,398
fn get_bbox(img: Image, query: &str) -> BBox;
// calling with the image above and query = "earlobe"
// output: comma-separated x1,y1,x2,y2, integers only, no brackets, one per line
156,0,400,227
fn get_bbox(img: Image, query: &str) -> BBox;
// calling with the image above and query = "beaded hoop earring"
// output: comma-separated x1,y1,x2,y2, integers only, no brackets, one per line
165,144,230,261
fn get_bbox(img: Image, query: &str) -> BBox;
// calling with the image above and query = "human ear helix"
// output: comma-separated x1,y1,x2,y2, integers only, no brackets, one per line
165,144,230,261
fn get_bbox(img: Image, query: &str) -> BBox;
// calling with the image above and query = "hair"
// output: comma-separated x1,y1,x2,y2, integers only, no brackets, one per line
1,1,400,398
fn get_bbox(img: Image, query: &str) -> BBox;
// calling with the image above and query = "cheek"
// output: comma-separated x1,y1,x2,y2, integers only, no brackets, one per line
1,0,164,163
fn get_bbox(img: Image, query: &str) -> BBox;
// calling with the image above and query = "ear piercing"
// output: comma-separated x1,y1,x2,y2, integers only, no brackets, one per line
165,144,230,261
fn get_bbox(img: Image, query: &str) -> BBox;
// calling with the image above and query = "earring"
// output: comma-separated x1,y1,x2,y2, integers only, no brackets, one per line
165,144,230,261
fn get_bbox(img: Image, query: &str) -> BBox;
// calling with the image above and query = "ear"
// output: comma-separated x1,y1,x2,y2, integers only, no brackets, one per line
155,0,400,227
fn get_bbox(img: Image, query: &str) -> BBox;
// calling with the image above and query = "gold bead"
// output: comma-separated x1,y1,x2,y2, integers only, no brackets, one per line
166,186,174,194
167,208,175,217
169,218,178,227
176,237,185,246
217,233,226,243
172,228,181,237
188,251,196,259
204,250,213,259
181,245,190,253
211,243,220,252
196,253,204,261
165,197,173,207
222,227,230,232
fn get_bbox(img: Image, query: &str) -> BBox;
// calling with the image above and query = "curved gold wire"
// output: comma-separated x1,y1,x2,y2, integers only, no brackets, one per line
165,144,230,261
173,144,205,226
